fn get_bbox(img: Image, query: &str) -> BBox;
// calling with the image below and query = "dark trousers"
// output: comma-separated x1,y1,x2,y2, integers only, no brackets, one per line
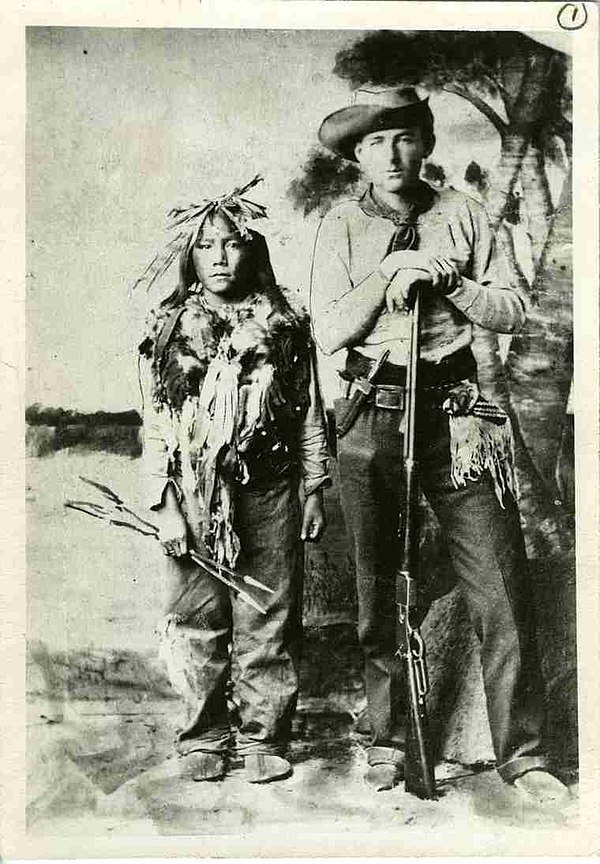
160,475,303,757
335,397,549,782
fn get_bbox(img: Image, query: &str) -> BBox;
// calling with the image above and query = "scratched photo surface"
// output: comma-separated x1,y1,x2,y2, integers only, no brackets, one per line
26,24,578,850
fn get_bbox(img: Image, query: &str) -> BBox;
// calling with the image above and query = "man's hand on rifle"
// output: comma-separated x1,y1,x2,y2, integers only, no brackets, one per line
385,257,461,313
381,251,461,304
385,268,429,312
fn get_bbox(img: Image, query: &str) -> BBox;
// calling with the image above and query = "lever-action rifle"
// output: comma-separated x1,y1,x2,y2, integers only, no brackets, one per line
396,290,437,800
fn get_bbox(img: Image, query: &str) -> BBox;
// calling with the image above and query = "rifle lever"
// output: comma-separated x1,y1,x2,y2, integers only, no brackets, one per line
409,630,429,699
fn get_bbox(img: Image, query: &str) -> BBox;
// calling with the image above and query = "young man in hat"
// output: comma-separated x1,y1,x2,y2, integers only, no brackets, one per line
310,86,569,805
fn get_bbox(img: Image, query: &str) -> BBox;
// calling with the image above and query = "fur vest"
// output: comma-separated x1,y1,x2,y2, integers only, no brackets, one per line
139,285,313,565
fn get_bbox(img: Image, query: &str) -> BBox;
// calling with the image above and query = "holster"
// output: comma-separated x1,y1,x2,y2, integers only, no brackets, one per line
335,348,395,438
335,376,376,438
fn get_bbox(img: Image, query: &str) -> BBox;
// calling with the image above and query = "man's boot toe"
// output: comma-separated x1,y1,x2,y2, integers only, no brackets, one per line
364,746,404,791
364,761,403,791
513,769,571,808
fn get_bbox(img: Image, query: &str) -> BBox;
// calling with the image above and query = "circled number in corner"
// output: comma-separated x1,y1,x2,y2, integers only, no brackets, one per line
557,2,587,30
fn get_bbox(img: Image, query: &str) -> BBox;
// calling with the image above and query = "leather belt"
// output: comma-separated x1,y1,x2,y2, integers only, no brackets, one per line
345,345,477,389
347,380,405,411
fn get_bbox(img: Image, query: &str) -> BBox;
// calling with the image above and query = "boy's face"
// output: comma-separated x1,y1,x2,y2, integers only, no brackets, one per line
354,125,429,194
192,213,252,302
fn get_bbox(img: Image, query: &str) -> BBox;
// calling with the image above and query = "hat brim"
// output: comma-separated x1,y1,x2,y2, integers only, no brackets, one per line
318,99,430,162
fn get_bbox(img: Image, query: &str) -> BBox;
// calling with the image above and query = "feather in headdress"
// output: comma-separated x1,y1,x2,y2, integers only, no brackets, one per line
133,175,268,292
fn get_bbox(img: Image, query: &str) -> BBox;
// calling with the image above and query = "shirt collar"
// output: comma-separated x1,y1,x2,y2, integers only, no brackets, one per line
359,181,437,226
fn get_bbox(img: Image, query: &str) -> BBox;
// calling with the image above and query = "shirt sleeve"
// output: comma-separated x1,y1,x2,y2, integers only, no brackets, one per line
444,198,530,334
138,352,181,510
309,208,389,354
297,344,331,498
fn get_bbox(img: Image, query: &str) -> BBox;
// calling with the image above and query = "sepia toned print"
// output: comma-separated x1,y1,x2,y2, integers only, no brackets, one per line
12,7,598,857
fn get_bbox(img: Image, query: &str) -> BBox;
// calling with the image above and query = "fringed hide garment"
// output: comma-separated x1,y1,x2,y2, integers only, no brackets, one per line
140,286,312,566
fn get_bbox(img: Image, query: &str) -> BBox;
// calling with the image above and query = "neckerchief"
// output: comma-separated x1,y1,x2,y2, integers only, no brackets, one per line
359,181,436,252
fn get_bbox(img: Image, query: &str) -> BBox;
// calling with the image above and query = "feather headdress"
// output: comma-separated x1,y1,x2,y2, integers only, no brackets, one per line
133,175,268,292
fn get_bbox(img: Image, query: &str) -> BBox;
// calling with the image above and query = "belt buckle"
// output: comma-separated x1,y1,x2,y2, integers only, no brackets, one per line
374,386,405,411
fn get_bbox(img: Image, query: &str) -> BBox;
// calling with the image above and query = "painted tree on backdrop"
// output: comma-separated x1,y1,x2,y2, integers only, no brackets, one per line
289,30,573,557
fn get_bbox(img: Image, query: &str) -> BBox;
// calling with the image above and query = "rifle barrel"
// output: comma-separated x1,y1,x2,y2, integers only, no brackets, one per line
404,290,420,463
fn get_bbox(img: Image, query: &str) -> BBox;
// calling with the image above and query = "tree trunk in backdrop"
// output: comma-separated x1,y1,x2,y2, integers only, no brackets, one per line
485,49,555,228
520,143,554,268
505,170,573,552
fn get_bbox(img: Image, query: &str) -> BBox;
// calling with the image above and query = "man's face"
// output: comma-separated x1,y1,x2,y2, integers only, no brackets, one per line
192,214,252,301
354,126,428,193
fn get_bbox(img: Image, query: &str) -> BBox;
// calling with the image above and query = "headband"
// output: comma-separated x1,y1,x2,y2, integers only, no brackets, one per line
133,175,267,292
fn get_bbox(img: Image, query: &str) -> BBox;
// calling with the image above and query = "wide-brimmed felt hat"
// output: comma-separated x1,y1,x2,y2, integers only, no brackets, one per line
318,86,432,162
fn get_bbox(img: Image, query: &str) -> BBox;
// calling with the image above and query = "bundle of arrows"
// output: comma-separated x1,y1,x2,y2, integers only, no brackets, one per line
65,476,272,614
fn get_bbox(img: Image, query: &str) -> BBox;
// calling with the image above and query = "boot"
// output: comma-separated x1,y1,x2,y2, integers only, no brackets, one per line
364,746,404,792
513,769,571,808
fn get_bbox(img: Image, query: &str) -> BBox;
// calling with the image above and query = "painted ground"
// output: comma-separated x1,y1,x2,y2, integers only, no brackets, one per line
25,450,582,856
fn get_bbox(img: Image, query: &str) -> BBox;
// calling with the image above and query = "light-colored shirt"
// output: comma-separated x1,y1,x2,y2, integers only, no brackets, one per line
310,185,529,366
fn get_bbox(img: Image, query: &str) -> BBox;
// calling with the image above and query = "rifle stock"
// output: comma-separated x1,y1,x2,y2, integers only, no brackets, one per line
396,291,437,800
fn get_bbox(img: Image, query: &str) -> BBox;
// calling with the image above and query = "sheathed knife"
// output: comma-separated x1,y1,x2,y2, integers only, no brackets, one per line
336,348,391,438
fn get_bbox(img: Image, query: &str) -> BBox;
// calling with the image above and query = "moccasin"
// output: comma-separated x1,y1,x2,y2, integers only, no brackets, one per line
179,751,227,782
244,753,292,784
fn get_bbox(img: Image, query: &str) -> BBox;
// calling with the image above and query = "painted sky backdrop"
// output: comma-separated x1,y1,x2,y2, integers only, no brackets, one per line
27,27,502,411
